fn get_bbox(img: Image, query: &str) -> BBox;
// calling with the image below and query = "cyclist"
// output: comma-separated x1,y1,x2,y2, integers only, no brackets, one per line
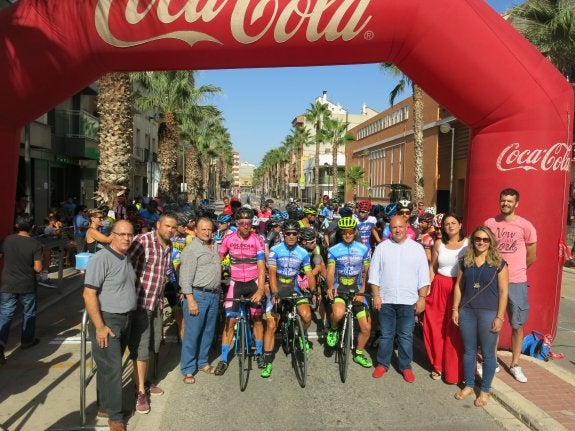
298,205,317,228
326,216,372,368
416,212,436,263
261,220,316,378
392,200,417,240
214,208,266,375
213,214,234,245
355,200,382,249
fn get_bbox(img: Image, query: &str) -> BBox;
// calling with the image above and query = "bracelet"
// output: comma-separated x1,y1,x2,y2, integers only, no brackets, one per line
496,315,505,321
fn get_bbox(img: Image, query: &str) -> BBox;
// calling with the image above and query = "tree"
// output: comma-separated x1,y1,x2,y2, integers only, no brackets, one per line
95,72,133,207
345,165,367,201
380,63,425,204
290,126,312,200
511,0,575,81
321,117,354,198
133,71,220,202
305,101,332,203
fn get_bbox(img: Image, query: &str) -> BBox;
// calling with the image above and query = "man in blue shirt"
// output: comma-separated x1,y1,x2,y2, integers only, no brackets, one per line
368,215,430,383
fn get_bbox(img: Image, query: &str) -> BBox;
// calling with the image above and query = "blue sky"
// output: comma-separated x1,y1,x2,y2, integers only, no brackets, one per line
196,0,519,166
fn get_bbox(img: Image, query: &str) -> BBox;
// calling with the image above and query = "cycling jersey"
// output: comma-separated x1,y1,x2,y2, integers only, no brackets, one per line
171,233,192,266
327,241,370,291
219,231,265,282
268,242,311,295
355,214,377,246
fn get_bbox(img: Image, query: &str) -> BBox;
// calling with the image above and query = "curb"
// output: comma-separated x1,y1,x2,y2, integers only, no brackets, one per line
491,351,573,431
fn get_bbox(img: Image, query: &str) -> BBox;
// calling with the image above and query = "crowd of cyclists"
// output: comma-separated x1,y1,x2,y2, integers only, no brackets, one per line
159,194,444,379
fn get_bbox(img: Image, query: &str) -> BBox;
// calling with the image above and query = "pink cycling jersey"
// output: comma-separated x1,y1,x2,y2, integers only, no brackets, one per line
219,231,265,282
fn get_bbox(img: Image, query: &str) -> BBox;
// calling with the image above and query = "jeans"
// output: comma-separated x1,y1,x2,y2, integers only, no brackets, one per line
90,312,131,422
0,292,37,348
458,307,498,392
376,304,415,371
180,290,220,375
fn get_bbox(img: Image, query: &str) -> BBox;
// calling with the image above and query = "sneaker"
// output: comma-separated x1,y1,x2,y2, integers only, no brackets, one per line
298,336,310,353
261,362,273,378
135,391,150,414
372,365,387,378
326,329,339,348
256,355,265,369
510,365,528,383
353,353,373,368
214,361,228,376
38,279,57,289
402,369,416,383
145,382,164,396
477,362,501,379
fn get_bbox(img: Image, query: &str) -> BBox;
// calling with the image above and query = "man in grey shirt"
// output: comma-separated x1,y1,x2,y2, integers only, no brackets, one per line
179,217,221,383
83,220,136,431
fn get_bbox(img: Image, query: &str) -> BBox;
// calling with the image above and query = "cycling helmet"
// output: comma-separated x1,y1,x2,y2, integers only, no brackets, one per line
270,213,283,222
319,207,331,218
383,203,397,218
372,204,385,217
418,212,434,223
357,200,372,212
345,200,357,209
279,210,289,220
425,207,437,216
282,219,300,233
302,205,318,215
234,208,253,220
339,207,353,217
433,213,444,228
397,199,413,211
175,212,190,227
216,214,232,224
299,227,317,242
338,216,357,230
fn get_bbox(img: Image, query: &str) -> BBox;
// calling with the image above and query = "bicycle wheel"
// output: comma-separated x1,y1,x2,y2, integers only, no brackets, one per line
338,313,352,383
280,317,292,355
237,319,251,391
291,316,308,388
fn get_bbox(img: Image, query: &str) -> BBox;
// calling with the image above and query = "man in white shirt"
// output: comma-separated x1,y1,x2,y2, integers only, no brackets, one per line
369,215,430,383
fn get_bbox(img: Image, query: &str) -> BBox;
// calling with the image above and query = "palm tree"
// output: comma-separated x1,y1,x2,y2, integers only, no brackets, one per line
291,126,312,200
321,117,354,199
305,101,332,203
344,165,367,201
95,72,133,207
511,0,575,81
133,71,220,202
380,63,425,204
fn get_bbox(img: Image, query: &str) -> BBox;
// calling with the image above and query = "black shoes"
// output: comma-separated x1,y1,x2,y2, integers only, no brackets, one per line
21,338,40,350
214,361,228,376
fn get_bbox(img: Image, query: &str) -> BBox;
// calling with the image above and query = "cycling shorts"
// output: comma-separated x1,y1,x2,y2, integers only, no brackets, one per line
224,279,262,318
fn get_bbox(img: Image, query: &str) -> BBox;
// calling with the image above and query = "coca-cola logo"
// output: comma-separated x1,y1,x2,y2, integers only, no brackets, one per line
496,142,572,172
95,0,373,48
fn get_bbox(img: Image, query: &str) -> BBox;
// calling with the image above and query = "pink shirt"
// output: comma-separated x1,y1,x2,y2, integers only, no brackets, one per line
219,231,265,282
484,215,537,283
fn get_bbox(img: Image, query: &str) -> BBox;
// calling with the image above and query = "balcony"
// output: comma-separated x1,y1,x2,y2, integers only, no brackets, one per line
54,110,99,160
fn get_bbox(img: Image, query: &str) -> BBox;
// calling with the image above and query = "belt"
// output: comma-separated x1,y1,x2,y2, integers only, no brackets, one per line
192,286,220,293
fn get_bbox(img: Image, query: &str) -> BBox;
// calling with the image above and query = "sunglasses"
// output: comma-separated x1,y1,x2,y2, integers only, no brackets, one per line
284,231,298,237
473,236,490,244
341,229,355,236
398,211,411,215
302,239,316,244
236,221,252,227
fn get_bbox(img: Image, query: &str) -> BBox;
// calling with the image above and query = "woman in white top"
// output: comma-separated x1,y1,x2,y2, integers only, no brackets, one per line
424,213,468,384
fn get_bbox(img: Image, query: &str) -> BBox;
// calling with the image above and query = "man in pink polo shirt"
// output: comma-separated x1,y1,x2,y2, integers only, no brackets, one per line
485,188,537,383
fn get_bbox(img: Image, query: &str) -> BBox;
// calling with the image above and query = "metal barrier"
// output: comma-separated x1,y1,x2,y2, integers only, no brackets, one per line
80,309,97,426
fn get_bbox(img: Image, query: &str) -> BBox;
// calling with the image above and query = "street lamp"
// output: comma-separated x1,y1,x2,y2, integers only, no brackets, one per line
439,123,455,211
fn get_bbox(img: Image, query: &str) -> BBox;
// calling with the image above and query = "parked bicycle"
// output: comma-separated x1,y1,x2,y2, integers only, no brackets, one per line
335,291,372,383
277,293,311,388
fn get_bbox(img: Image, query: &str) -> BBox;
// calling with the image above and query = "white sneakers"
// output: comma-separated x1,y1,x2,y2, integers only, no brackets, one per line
476,361,501,379
510,365,528,383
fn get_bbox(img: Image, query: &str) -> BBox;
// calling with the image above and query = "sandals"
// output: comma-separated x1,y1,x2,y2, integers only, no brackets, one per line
474,394,489,407
199,365,216,375
454,387,474,400
430,370,442,380
182,374,196,384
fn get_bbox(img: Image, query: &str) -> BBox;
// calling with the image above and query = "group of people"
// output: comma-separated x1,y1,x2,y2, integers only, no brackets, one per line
0,186,537,430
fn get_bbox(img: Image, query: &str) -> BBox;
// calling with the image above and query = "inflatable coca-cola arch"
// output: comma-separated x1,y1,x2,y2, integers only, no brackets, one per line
0,0,572,345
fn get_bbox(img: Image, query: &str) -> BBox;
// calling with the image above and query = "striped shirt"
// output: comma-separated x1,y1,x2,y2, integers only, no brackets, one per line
127,231,173,311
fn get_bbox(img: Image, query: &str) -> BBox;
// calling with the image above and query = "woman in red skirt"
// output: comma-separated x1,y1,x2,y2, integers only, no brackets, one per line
424,213,468,383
